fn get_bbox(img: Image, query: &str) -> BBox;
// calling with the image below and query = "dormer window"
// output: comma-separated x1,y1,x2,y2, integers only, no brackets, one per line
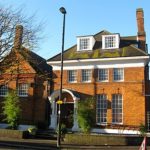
77,36,95,51
80,38,90,50
102,34,120,49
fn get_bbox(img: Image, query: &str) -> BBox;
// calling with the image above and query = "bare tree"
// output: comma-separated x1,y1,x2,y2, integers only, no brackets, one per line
0,5,43,62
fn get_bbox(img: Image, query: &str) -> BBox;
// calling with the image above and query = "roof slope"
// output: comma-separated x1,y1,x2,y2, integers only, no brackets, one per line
0,48,52,75
48,30,148,61
20,48,52,74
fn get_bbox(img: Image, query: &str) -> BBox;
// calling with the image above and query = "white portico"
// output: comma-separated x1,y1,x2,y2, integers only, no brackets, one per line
48,89,80,131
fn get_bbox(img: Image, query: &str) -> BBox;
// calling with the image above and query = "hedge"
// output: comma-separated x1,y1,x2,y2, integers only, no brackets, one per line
0,129,28,139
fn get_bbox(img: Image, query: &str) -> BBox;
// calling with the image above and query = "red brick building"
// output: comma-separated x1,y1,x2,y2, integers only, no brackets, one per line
0,25,52,126
47,8,150,133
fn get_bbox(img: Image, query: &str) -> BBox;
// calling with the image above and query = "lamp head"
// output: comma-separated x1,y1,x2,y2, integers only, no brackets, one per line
59,7,66,14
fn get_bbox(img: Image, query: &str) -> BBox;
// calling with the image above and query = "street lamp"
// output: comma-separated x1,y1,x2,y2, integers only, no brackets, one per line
57,7,67,148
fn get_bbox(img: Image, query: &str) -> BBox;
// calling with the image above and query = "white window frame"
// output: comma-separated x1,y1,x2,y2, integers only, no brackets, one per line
96,94,107,125
77,36,95,51
112,94,123,124
68,70,77,83
113,68,124,82
79,38,90,50
18,83,29,97
0,84,8,97
102,34,120,49
81,69,92,83
98,69,109,82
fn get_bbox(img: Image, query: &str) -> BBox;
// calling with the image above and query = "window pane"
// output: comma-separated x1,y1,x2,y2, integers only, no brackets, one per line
112,94,123,124
82,70,92,82
113,68,124,81
0,85,8,96
96,94,107,124
18,83,29,97
80,38,90,50
105,36,116,48
98,69,108,81
68,70,77,83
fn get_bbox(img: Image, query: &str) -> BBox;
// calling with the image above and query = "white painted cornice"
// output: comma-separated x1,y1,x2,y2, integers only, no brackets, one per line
47,56,150,64
47,56,150,70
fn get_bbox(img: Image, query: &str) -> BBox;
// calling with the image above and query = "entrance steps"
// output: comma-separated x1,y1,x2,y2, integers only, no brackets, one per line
36,129,57,140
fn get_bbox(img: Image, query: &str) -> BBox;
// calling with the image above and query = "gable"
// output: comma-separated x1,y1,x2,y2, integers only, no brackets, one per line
0,50,36,75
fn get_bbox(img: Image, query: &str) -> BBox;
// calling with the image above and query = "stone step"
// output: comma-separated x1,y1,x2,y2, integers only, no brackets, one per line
36,129,57,140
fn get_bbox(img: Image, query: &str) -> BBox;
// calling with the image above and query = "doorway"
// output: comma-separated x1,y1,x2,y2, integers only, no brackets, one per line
57,103,74,128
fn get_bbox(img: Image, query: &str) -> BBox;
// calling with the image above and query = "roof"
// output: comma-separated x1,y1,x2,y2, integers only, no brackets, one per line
0,47,52,75
47,30,148,62
20,48,52,74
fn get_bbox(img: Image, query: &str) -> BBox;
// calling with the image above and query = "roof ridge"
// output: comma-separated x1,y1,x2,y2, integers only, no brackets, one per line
94,30,111,36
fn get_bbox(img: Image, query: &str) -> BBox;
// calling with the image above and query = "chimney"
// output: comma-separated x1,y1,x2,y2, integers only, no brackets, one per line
14,25,23,49
136,8,146,51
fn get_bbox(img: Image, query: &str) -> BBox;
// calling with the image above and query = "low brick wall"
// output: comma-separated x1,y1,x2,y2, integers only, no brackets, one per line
0,129,28,139
64,133,149,146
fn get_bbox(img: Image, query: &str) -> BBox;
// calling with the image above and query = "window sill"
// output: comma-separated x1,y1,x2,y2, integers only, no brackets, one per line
81,81,91,83
98,80,109,82
112,122,123,125
68,81,77,83
113,80,124,82
19,95,28,98
96,123,107,126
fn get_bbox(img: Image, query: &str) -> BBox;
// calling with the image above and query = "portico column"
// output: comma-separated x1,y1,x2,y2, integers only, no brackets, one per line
72,98,79,131
49,98,57,129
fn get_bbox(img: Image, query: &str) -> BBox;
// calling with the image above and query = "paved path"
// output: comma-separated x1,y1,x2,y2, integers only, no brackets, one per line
0,137,150,150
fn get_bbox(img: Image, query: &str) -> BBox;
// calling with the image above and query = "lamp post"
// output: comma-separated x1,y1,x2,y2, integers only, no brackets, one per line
57,7,66,148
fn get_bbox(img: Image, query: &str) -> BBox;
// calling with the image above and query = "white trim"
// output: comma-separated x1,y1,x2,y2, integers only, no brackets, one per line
96,94,108,124
67,70,77,83
81,69,92,83
102,34,120,49
51,62,146,70
48,56,149,70
113,68,124,82
77,36,95,51
98,68,109,82
91,128,140,135
48,89,79,101
47,56,149,64
48,89,80,130
112,94,123,124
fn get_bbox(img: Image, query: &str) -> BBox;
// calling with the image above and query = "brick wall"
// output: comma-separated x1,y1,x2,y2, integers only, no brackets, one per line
53,67,146,127
0,75,48,125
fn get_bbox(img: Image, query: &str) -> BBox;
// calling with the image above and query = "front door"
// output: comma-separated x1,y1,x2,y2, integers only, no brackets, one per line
58,103,74,128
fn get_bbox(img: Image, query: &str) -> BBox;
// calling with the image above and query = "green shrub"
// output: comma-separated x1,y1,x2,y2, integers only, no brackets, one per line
2,90,21,129
56,123,67,135
139,123,147,136
77,97,95,133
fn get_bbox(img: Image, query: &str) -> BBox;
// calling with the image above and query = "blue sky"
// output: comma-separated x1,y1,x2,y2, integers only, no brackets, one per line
0,0,150,59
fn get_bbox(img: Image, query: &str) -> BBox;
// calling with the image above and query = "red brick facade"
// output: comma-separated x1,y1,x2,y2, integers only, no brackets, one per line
0,25,51,126
0,60,50,125
52,66,148,127
47,8,150,131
